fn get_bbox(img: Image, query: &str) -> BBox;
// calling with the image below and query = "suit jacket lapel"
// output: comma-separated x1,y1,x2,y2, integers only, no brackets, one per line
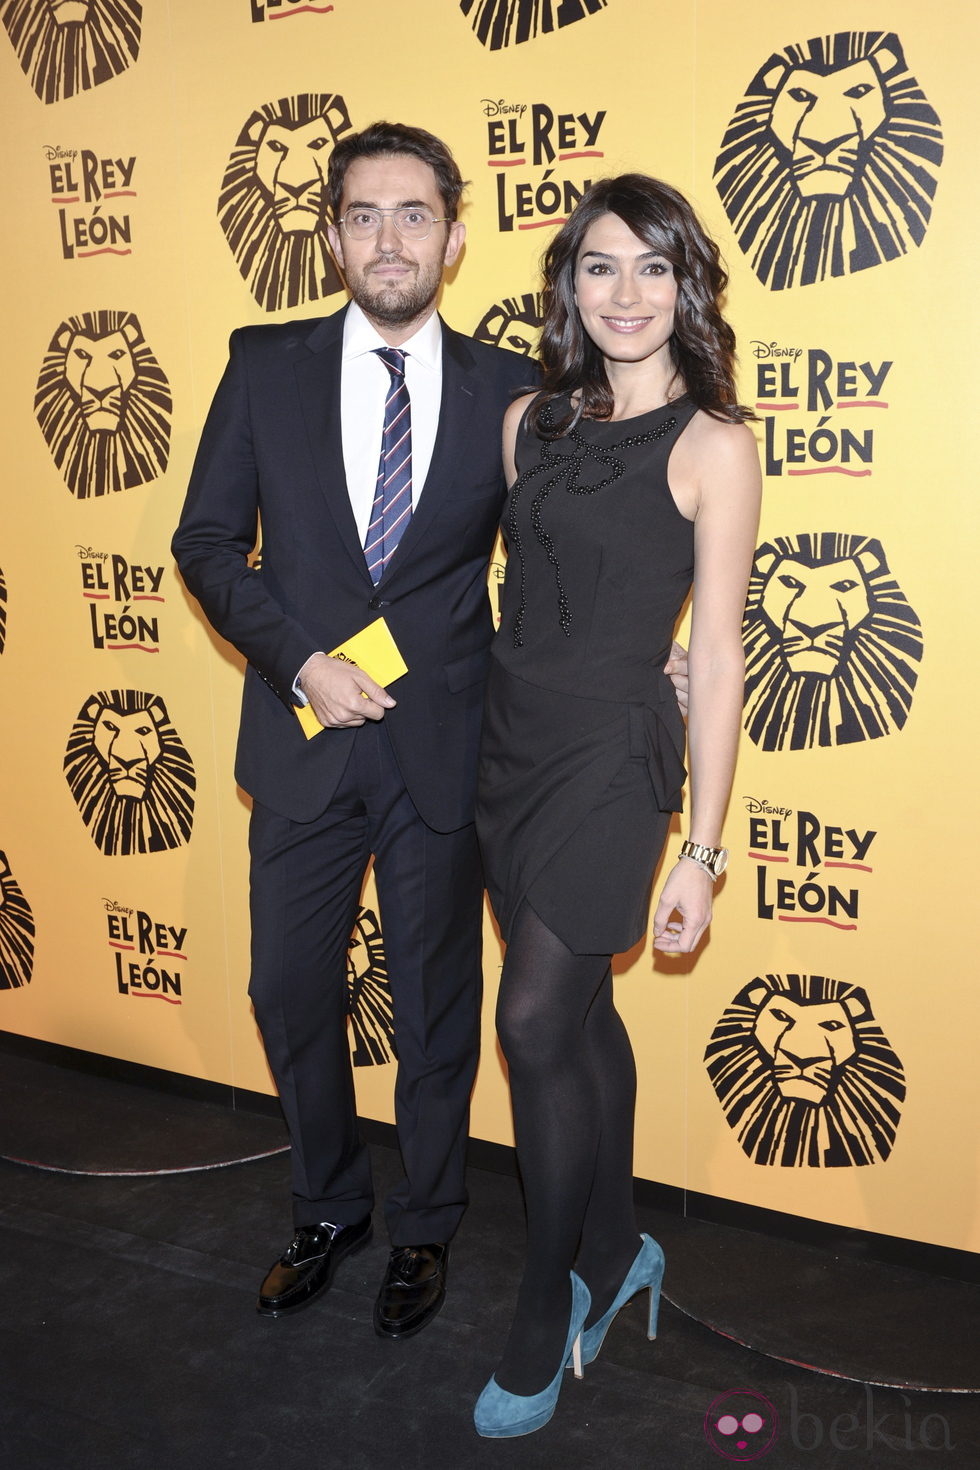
294,306,372,582
377,320,478,586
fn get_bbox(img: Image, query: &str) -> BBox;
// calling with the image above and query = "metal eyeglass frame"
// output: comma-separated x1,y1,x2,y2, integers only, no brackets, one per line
338,206,451,241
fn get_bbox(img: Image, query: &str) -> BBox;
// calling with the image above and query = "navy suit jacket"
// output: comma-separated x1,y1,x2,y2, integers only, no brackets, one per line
173,306,533,831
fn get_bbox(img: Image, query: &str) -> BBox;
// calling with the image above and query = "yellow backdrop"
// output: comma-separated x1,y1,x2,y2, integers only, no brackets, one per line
1,0,977,1254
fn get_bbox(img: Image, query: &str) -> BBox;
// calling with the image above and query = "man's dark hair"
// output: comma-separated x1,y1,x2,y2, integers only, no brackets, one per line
328,121,467,222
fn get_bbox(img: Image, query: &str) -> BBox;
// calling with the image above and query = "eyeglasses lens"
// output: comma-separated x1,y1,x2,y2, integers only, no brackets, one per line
343,209,435,240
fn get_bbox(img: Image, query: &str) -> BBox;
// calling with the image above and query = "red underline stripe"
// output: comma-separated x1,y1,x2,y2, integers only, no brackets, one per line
837,400,887,409
76,248,133,258
824,861,873,872
270,2,334,14
519,218,567,230
787,467,872,477
488,158,526,166
129,991,182,1004
778,915,858,931
749,852,789,862
756,402,798,410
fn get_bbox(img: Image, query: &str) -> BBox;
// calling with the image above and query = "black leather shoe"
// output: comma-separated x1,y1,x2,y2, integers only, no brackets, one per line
257,1216,372,1318
373,1243,449,1339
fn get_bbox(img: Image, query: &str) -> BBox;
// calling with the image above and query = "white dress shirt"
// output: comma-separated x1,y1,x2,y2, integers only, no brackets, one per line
340,301,444,544
293,302,444,700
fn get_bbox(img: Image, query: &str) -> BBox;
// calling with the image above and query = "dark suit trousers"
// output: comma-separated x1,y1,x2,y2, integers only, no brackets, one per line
247,719,483,1245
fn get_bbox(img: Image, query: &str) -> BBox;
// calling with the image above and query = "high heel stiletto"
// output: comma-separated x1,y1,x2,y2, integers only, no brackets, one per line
473,1271,591,1438
579,1233,664,1368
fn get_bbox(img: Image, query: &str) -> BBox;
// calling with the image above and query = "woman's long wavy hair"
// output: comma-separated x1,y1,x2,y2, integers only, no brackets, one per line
529,173,754,435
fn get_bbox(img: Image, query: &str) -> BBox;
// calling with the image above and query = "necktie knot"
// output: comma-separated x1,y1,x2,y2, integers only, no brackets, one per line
375,346,407,380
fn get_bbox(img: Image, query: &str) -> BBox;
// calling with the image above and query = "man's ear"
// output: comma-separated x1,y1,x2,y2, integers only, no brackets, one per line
444,219,466,268
327,221,346,272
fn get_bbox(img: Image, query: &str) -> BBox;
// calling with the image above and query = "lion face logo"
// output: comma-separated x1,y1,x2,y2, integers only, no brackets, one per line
742,532,923,751
474,292,543,356
62,325,137,433
0,850,35,990
91,705,162,800
346,906,395,1066
64,690,195,855
714,32,943,289
461,0,606,50
218,94,352,312
705,973,906,1166
35,311,172,500
0,0,141,104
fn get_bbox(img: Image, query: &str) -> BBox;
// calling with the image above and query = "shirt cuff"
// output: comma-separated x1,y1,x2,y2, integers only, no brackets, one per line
293,652,325,706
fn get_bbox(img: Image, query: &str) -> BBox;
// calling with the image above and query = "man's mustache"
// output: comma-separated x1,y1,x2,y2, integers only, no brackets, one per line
368,252,415,269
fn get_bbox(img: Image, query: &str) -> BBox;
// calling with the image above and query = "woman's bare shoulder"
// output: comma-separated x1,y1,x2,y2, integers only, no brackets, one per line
683,408,758,461
504,390,540,431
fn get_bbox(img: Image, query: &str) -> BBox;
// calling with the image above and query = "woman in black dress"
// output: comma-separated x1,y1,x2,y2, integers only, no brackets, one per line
473,175,762,1438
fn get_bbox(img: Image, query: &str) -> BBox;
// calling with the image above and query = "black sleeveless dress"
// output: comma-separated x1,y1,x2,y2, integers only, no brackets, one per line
476,394,698,954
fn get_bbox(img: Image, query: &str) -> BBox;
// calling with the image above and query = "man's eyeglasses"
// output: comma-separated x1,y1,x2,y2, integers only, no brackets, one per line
338,207,450,241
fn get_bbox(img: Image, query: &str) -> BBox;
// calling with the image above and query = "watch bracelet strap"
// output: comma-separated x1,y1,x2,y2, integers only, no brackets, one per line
678,852,717,881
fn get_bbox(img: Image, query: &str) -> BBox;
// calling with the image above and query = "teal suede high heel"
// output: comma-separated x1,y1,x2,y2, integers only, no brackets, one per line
579,1234,664,1368
473,1271,591,1438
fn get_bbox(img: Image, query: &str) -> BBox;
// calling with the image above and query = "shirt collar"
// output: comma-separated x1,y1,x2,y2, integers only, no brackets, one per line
342,300,442,369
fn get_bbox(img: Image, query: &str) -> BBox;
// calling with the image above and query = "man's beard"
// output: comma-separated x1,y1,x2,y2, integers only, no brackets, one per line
345,253,443,327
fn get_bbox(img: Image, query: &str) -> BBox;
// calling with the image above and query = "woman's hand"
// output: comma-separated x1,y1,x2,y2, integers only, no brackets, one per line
652,858,713,953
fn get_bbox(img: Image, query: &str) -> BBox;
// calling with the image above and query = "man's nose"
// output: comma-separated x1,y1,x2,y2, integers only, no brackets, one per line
376,214,402,252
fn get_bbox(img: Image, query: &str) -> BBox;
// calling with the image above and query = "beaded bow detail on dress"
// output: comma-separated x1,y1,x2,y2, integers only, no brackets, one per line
507,404,678,647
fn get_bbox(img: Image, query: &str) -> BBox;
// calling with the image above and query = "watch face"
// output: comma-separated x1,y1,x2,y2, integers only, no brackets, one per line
713,848,730,876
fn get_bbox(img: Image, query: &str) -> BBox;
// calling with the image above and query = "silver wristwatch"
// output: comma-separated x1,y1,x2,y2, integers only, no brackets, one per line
678,840,729,880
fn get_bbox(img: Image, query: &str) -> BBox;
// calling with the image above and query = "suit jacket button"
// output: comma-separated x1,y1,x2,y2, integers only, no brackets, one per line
368,595,389,610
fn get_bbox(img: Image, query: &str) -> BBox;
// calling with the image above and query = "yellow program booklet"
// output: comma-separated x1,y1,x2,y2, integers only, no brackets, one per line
294,617,408,740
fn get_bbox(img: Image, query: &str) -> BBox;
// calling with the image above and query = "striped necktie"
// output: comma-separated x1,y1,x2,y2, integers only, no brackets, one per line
365,347,412,584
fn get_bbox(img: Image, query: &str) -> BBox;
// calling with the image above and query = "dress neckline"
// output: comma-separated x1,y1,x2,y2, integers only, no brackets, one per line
573,393,691,429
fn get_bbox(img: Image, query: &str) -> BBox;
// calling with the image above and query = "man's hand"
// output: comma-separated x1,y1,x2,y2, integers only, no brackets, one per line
297,652,395,728
664,639,689,717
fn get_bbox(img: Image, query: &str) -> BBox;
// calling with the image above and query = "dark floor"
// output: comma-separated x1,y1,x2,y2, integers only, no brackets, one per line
1,1060,978,1470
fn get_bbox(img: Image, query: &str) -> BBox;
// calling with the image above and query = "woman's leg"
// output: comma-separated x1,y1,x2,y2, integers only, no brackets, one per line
575,970,644,1327
493,902,614,1394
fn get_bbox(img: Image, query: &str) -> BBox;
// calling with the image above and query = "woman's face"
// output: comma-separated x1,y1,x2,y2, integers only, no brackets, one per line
573,211,677,366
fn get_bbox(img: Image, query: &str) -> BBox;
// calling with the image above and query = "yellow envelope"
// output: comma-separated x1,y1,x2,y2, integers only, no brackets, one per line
294,617,408,740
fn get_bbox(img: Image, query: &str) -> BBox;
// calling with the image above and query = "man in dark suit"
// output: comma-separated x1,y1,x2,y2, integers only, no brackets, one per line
173,123,532,1338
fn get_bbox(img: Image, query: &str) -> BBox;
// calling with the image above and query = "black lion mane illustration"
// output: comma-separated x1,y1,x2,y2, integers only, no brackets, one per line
474,291,543,356
64,690,195,855
705,973,906,1166
0,0,141,103
0,850,35,990
461,0,605,50
742,531,923,751
714,31,943,289
218,93,352,312
346,906,395,1066
35,310,172,500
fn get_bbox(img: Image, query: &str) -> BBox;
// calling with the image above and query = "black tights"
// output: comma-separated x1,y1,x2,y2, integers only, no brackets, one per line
493,902,642,1395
